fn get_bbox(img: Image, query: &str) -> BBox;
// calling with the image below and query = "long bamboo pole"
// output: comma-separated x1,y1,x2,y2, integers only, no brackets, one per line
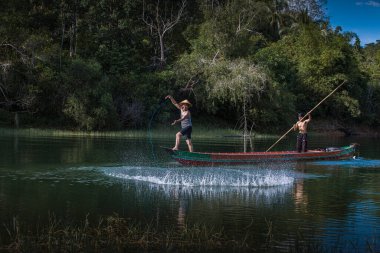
266,80,347,152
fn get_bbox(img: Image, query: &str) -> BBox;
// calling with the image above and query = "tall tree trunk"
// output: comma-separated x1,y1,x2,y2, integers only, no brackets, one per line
159,35,165,67
243,99,248,153
14,112,19,128
60,5,65,71
74,0,78,56
69,24,74,57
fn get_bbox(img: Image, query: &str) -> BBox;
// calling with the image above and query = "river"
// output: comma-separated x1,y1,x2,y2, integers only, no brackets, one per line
0,132,379,252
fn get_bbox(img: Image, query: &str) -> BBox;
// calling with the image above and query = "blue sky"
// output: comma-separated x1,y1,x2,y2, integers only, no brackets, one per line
326,0,380,45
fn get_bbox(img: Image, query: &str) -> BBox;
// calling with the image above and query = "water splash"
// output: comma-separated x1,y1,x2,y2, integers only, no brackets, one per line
103,166,297,205
102,166,294,187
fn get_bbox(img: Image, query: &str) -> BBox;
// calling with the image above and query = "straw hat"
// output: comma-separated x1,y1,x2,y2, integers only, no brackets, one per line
178,99,192,107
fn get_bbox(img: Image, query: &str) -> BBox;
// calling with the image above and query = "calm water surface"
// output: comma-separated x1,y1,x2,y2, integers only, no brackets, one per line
0,132,379,251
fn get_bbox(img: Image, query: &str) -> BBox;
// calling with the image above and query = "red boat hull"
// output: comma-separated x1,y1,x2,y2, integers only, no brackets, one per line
164,144,358,166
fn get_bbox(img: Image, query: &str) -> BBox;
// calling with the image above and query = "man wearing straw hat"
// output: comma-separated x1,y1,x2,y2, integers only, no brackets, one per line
165,95,193,152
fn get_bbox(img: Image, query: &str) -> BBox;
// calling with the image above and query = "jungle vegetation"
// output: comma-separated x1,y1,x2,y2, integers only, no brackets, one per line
0,0,379,131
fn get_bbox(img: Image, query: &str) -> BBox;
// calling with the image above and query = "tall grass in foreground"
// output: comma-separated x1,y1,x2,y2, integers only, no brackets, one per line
1,214,377,253
1,215,244,253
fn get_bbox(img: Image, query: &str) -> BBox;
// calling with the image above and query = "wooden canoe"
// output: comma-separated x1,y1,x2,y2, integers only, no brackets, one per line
163,144,358,166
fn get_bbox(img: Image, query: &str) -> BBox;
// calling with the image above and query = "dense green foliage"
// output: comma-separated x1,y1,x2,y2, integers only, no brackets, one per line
0,0,378,131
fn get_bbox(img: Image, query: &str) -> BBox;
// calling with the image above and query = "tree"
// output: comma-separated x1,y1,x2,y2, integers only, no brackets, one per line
255,22,366,122
61,58,120,130
142,0,186,68
0,36,48,127
205,59,268,151
0,0,377,132
360,41,380,125
287,0,326,21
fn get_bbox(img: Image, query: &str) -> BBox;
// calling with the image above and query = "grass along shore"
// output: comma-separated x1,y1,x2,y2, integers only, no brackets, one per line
2,119,378,140
0,214,257,253
0,127,279,139
1,214,373,253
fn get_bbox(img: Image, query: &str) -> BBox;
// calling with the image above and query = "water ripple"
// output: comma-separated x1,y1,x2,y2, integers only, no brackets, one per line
311,158,380,168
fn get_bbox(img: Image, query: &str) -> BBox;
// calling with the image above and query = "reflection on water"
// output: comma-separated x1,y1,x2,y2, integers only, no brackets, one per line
149,183,293,231
103,165,299,234
109,169,295,232
294,179,308,213
102,165,297,214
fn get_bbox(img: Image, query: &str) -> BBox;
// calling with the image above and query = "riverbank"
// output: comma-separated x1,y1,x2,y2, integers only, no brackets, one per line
1,122,379,141
0,127,278,139
311,120,380,137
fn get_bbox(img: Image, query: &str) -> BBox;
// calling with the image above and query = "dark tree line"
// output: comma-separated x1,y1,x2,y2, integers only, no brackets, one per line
0,0,379,131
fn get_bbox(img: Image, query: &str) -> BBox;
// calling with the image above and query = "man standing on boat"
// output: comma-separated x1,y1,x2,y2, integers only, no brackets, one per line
165,95,193,152
293,113,311,152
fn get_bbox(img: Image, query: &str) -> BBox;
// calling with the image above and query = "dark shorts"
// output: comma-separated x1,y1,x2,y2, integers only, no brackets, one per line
180,126,192,140
296,133,308,152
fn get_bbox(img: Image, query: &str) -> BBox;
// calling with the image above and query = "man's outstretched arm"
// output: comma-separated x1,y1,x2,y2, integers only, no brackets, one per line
165,95,180,109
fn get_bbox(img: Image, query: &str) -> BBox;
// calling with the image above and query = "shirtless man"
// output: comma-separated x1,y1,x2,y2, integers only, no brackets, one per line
165,95,193,152
293,113,311,152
